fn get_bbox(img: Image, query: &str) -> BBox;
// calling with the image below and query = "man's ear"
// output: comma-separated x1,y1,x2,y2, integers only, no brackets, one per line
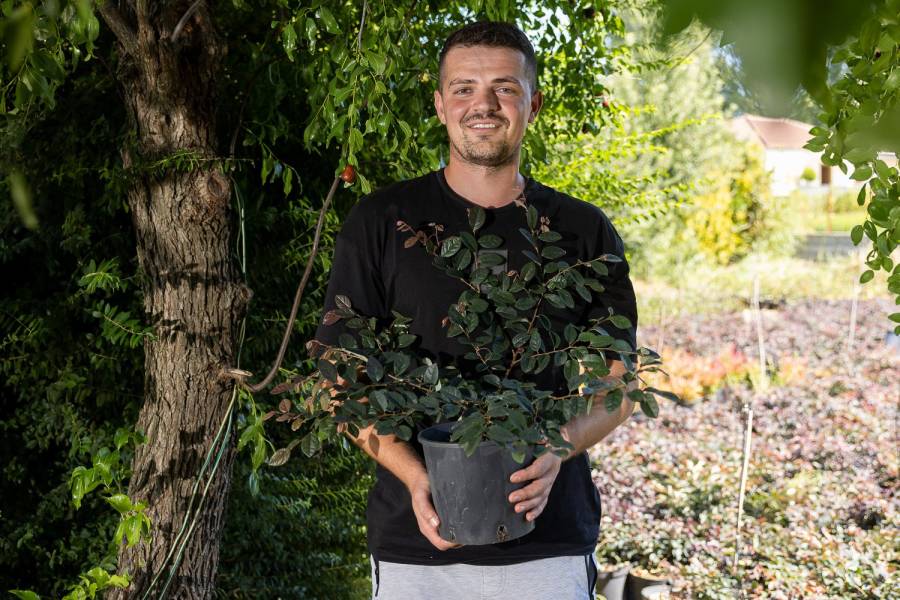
434,89,446,125
528,90,544,124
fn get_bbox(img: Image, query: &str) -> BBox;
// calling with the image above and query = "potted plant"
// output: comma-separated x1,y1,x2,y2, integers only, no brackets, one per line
596,562,631,600
268,203,677,545
627,566,674,600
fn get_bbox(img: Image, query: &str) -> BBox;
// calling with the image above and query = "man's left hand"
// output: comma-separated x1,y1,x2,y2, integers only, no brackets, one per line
508,451,563,522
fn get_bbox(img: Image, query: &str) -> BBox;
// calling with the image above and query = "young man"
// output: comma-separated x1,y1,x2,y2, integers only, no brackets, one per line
314,21,638,600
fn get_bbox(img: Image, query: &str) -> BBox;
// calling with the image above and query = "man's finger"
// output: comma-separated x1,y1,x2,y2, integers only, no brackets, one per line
510,463,540,483
508,478,550,504
510,454,554,483
411,493,461,550
526,499,549,522
419,515,461,550
512,494,544,514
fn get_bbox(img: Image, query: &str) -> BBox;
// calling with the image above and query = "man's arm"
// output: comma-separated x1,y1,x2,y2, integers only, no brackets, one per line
559,358,637,455
508,359,636,521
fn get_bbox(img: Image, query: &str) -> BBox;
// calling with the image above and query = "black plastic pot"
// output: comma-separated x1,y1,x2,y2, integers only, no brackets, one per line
418,422,534,545
596,563,630,600
626,572,673,600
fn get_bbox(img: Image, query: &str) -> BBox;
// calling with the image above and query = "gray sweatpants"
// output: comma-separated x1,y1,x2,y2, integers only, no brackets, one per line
370,554,598,600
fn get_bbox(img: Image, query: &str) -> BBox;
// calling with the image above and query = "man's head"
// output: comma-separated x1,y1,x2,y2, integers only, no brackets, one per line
434,21,543,169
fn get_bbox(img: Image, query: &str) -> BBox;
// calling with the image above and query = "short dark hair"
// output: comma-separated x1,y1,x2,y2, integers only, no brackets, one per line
438,21,538,93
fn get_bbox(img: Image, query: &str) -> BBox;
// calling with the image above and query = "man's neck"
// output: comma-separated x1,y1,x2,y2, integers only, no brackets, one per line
443,160,526,209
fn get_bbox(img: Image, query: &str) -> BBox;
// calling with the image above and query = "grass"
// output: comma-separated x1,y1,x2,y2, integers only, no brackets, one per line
808,209,868,233
634,250,891,327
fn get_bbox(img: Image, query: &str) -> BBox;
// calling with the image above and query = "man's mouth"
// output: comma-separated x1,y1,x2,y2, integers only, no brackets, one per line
467,121,503,130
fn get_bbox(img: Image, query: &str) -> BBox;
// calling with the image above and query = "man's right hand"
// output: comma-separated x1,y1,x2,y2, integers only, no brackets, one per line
407,471,461,551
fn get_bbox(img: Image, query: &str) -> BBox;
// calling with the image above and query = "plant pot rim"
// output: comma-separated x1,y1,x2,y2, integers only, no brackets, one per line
597,561,631,571
418,421,522,450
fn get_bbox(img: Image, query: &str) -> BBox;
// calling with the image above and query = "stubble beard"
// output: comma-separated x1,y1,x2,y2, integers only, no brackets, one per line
451,127,517,168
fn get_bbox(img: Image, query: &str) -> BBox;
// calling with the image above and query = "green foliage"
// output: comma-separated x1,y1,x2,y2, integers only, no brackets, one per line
216,449,371,600
275,204,671,463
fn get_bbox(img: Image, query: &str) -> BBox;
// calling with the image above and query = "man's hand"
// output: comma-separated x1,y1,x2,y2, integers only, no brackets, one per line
407,471,462,551
508,452,563,522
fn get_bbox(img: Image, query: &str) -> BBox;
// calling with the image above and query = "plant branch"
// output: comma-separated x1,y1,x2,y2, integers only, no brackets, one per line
96,1,139,56
234,175,342,392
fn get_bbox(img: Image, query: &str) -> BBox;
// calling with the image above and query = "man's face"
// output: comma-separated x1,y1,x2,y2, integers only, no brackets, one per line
434,45,543,168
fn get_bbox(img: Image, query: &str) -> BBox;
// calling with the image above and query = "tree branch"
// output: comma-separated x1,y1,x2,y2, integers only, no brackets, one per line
97,1,139,56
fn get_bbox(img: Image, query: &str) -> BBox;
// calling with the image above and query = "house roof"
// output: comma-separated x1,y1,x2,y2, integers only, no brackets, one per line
729,114,814,150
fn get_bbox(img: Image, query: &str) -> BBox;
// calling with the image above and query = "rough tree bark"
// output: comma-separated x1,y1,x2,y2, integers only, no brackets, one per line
98,1,246,597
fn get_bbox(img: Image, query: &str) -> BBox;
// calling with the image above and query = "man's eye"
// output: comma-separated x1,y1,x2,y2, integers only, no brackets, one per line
454,88,471,94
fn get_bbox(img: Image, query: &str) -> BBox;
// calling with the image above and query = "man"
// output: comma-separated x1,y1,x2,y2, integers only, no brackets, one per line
314,21,638,600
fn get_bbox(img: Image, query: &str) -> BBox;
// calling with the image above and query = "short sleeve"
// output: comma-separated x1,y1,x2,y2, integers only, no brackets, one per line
312,200,388,353
581,212,638,364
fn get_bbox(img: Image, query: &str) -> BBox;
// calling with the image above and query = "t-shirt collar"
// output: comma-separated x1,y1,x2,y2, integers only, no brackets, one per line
435,167,536,215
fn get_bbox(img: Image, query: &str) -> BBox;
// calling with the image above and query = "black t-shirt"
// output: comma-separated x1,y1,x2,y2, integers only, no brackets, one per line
314,168,638,565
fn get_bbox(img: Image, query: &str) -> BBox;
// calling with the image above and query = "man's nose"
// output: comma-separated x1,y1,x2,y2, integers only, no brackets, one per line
471,87,501,113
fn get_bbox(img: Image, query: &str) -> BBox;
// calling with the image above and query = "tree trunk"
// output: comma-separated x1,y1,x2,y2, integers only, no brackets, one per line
101,2,246,598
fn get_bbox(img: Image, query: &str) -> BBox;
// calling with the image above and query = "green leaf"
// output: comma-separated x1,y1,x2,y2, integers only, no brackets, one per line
888,312,900,323
468,297,489,312
541,246,566,260
317,7,340,33
526,206,538,229
468,206,485,232
521,262,537,281
124,514,143,547
454,248,472,270
441,236,462,257
609,315,632,329
851,165,873,181
529,329,542,352
477,251,505,267
301,433,321,457
590,261,608,276
349,127,364,153
640,395,660,418
514,296,536,310
538,231,562,243
604,389,623,412
487,424,517,443
860,270,875,284
397,333,416,348
512,331,530,348
106,494,132,513
478,234,503,248
564,358,580,385
366,356,384,382
397,425,413,441
114,428,129,449
423,363,439,385
851,225,864,246
317,358,339,382
10,590,41,600
645,387,680,403
370,389,389,411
